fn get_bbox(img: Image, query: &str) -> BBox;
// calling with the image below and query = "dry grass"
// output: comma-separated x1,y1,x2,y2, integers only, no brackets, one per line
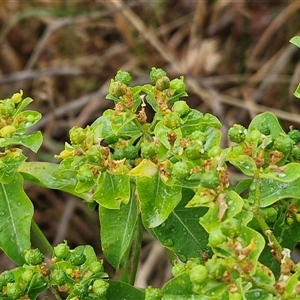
0,0,299,295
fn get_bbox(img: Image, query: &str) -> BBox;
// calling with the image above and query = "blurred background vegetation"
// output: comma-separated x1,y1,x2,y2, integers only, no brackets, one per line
0,0,299,294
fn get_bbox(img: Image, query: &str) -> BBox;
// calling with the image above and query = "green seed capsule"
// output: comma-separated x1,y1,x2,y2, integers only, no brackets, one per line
170,78,186,94
273,135,294,155
0,270,15,285
77,165,95,183
112,81,127,97
172,161,190,180
292,146,300,160
228,124,246,143
69,126,86,145
54,242,70,259
257,122,270,135
124,145,139,160
73,282,89,298
6,282,23,299
68,248,86,266
93,279,109,297
24,248,45,265
172,100,190,117
51,270,68,285
185,142,203,160
163,112,181,129
245,128,262,143
288,129,300,143
86,145,103,163
155,76,170,91
0,100,15,116
114,70,132,85
150,67,167,84
113,148,126,160
145,286,162,300
141,142,157,159
208,229,227,247
189,265,208,284
200,170,219,189
88,260,104,274
220,218,241,238
22,269,34,283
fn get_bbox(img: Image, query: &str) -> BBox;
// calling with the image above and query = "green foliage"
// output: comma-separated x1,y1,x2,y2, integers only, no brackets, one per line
1,59,300,299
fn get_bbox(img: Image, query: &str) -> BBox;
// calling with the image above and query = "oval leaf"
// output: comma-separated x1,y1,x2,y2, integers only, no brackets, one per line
137,172,182,228
0,173,33,265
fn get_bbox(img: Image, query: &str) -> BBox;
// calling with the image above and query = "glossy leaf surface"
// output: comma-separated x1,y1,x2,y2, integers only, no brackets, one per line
136,172,182,228
150,189,209,262
100,192,138,269
106,280,144,300
0,173,33,265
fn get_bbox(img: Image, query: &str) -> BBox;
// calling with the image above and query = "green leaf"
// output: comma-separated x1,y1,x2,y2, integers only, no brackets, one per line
128,159,157,177
154,121,182,149
137,172,182,228
0,173,33,265
100,191,138,269
19,162,93,203
293,83,300,99
261,163,300,182
0,131,43,153
227,153,256,176
13,110,42,134
245,289,275,300
290,36,300,48
106,280,144,300
142,84,157,112
149,189,210,262
26,273,48,300
248,112,284,139
180,109,203,136
0,151,26,184
260,177,300,207
200,190,244,232
162,273,205,299
94,172,130,209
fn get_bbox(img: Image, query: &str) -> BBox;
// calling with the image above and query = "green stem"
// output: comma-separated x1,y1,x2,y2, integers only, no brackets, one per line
120,214,143,285
252,176,283,259
31,220,53,255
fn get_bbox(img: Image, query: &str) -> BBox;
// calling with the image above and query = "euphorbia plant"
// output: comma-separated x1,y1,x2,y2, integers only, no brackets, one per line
0,37,300,300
